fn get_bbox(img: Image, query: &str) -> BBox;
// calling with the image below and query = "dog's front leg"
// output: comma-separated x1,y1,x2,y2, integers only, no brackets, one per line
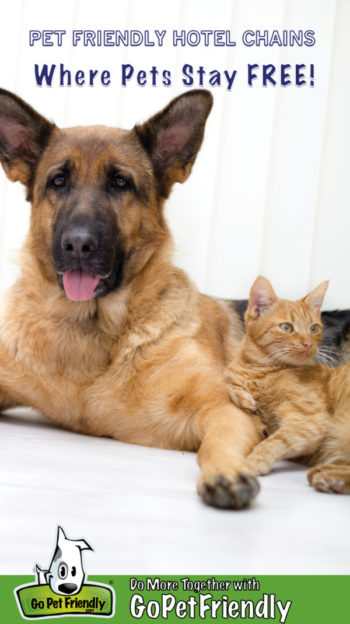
0,348,25,412
196,403,261,509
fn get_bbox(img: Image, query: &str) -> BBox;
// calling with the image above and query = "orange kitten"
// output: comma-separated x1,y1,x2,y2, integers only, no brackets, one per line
225,276,350,494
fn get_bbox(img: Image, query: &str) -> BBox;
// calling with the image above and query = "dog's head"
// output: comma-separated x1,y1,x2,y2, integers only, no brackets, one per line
0,89,212,301
41,526,92,596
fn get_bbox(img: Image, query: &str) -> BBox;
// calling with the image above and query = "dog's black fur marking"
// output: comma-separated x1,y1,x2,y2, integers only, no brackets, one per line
233,299,248,324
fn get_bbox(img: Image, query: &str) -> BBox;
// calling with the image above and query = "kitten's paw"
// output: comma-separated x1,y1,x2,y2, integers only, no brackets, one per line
307,465,348,494
247,452,273,476
227,386,257,413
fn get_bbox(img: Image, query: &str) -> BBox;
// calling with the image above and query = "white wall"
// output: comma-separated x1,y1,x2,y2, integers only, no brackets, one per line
0,0,349,308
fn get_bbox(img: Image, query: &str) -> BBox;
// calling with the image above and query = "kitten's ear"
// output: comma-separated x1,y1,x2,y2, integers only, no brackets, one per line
303,281,329,312
247,276,278,319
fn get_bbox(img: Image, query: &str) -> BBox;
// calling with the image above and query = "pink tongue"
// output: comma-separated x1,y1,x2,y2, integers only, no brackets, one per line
63,269,100,302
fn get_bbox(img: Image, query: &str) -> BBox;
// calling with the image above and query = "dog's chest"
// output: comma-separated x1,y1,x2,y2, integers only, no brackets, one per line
0,306,116,417
5,315,111,377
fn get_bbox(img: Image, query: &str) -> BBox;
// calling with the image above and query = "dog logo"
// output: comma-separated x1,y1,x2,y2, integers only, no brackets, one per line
15,526,115,619
36,526,92,596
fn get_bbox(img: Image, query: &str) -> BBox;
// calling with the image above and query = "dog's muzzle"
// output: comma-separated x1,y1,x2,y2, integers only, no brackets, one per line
52,213,124,302
59,225,101,301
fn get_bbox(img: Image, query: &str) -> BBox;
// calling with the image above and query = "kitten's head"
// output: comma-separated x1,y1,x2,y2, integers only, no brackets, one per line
244,276,329,366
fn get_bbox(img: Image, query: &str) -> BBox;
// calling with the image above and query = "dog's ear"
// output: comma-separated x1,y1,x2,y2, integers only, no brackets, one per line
134,89,213,197
74,539,93,552
0,88,55,189
57,526,67,547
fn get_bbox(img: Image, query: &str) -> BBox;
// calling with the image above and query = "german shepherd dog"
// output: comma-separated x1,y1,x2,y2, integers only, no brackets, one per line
0,88,349,509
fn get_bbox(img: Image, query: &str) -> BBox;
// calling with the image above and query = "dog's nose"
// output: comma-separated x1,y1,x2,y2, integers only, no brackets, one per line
58,583,78,594
61,227,98,259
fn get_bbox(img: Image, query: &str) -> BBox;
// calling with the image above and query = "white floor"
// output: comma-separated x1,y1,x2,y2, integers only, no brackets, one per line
1,408,349,575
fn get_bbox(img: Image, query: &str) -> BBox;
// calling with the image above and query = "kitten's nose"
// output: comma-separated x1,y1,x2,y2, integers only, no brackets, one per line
303,341,312,350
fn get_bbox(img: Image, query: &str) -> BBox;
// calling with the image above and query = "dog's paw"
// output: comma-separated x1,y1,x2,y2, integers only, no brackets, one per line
227,386,257,413
307,465,347,494
198,474,260,509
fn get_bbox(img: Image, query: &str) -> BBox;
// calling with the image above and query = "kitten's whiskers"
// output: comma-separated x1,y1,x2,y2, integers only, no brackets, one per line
316,347,338,366
263,346,293,365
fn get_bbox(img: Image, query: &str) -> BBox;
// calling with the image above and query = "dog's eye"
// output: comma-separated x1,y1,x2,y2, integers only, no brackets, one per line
51,173,67,188
111,174,128,189
71,566,76,577
58,562,68,579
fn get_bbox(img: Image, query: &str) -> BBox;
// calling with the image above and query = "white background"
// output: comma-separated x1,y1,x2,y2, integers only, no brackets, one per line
0,0,349,307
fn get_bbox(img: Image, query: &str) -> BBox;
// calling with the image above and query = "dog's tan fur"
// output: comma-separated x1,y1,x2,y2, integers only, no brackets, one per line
0,89,263,508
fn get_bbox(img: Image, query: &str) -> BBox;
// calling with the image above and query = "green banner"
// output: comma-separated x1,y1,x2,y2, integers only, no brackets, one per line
1,575,349,623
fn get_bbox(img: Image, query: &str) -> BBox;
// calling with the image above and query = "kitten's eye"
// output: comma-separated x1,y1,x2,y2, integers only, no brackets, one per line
279,323,293,333
112,174,128,189
51,173,67,188
310,324,321,334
